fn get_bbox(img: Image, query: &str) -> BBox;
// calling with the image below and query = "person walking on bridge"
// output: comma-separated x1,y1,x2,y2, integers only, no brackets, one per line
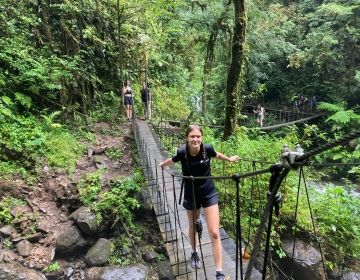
160,124,239,280
140,81,151,120
253,104,265,127
122,80,134,121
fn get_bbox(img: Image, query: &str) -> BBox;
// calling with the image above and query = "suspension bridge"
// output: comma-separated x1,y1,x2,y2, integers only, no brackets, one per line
132,117,359,280
237,104,323,130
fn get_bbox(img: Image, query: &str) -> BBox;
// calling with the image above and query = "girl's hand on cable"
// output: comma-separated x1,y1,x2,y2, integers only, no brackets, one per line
229,155,240,162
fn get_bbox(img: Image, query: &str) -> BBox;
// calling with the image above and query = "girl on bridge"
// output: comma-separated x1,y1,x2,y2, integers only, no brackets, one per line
122,80,134,121
160,124,239,280
253,104,265,127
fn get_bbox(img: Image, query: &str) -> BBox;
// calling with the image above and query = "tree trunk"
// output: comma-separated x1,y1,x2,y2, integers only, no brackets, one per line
38,0,53,45
223,0,247,140
202,27,218,117
117,1,125,115
202,5,230,118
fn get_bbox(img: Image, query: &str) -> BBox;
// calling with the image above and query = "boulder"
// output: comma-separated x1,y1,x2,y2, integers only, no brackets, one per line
56,226,87,254
69,207,98,235
280,239,326,280
85,264,148,280
0,225,15,237
0,250,18,263
84,238,113,266
0,262,46,280
158,260,175,280
342,272,360,280
16,240,33,257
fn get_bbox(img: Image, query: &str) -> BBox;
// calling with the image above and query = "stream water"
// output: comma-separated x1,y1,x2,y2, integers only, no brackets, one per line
308,180,360,199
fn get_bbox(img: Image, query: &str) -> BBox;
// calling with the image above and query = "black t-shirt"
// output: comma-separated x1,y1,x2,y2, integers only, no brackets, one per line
141,88,150,102
172,144,217,190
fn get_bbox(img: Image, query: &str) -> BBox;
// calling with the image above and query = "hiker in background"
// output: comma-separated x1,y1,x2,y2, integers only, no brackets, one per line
140,81,151,120
310,95,317,111
122,80,133,121
159,125,239,280
293,96,299,112
253,104,265,127
298,94,308,110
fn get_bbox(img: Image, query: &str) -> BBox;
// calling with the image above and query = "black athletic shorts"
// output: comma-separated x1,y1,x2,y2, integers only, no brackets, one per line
124,95,133,106
183,192,218,210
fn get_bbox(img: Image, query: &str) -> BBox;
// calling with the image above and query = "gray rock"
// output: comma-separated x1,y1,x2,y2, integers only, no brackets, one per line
282,239,326,280
158,260,175,280
56,226,87,254
142,250,157,263
69,207,89,220
84,238,113,266
137,189,153,213
342,272,360,280
0,250,18,263
0,262,46,280
85,264,148,280
16,240,33,257
66,267,74,277
70,207,98,235
0,225,15,237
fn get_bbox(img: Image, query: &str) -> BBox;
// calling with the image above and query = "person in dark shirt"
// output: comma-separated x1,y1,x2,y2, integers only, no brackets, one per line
159,124,239,280
140,81,151,120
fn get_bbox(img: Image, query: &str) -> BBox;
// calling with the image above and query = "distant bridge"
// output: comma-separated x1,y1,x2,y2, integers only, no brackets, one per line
240,104,324,130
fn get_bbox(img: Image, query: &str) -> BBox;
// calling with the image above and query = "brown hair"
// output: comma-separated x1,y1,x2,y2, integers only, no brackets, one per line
184,124,206,160
185,124,203,137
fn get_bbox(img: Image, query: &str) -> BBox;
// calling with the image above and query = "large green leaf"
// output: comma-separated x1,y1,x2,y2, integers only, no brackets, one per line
15,92,32,109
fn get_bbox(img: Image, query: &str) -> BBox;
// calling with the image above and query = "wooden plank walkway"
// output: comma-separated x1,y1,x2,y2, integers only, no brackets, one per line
134,119,262,280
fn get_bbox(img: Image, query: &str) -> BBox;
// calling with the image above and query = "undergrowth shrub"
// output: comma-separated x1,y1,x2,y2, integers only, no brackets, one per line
76,169,143,227
0,196,25,224
0,114,84,179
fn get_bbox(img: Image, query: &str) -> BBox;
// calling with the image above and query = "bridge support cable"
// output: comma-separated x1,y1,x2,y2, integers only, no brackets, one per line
233,175,244,280
244,165,289,280
190,177,208,280
244,129,360,280
301,167,328,280
290,168,302,279
245,161,256,250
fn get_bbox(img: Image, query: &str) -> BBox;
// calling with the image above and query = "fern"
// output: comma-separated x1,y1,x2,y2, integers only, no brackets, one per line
318,102,344,112
318,102,360,125
14,92,32,109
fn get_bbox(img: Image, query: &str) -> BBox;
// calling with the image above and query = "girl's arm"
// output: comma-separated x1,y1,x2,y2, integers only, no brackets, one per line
215,152,240,162
159,158,175,168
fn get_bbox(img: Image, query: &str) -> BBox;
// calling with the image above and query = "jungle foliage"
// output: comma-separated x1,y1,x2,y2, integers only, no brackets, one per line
0,0,359,273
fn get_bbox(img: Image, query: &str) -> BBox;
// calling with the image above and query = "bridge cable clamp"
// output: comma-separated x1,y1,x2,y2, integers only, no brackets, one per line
281,144,304,169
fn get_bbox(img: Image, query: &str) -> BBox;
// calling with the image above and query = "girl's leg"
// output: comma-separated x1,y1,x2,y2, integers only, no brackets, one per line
186,209,200,251
203,204,222,271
